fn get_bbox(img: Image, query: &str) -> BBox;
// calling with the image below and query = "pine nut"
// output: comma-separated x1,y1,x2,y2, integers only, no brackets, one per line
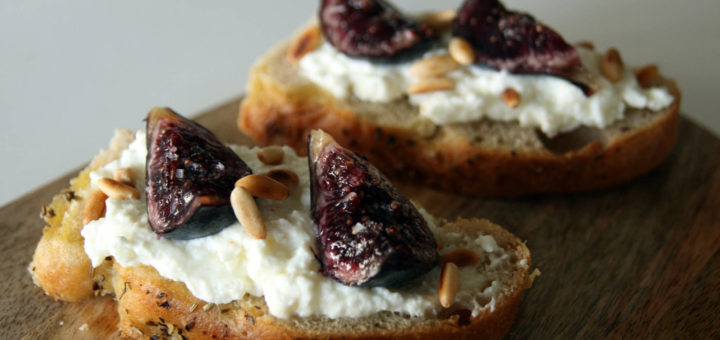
422,9,457,30
408,77,454,95
600,48,624,83
97,177,140,200
235,174,289,201
113,167,135,186
409,55,459,78
287,25,323,63
265,169,300,192
83,190,108,225
167,324,176,336
257,146,284,165
448,37,475,66
634,64,659,88
439,262,460,308
576,41,594,50
230,187,266,240
501,88,521,108
440,248,479,267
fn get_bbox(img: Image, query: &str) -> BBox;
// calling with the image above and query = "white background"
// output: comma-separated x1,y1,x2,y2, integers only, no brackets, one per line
2,0,719,206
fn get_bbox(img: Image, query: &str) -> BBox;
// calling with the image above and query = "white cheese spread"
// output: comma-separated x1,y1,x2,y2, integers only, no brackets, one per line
81,131,508,319
299,42,674,136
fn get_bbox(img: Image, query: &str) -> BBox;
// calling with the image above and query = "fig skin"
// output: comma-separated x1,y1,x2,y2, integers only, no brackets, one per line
319,0,436,62
145,107,252,239
453,0,580,74
308,130,438,287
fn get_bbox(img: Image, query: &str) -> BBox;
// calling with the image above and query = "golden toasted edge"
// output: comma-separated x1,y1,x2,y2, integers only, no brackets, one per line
238,31,681,197
31,129,135,301
112,218,532,340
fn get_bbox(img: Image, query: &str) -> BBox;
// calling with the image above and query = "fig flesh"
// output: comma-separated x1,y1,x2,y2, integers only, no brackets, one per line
453,0,594,94
145,107,252,239
319,0,436,62
308,130,438,287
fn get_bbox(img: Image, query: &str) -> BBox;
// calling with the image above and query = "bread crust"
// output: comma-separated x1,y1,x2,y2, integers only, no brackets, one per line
31,131,534,339
239,31,682,196
112,218,531,340
31,129,136,301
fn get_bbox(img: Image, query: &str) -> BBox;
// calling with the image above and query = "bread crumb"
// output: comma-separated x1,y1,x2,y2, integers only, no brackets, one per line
78,323,89,331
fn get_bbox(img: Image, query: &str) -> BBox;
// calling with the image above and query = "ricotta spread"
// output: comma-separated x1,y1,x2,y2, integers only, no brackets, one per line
299,42,674,136
82,131,508,319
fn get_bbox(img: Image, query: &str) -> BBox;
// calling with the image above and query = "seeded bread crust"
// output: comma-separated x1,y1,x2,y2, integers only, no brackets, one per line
112,218,531,340
31,131,534,339
31,129,136,302
238,25,682,196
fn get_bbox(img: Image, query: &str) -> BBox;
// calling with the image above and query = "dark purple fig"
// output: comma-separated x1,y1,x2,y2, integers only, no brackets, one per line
453,0,579,73
308,130,438,287
146,107,252,239
320,0,436,62
453,0,594,94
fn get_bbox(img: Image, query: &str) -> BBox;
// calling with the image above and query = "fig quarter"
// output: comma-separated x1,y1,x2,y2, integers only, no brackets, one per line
145,107,252,239
308,130,438,287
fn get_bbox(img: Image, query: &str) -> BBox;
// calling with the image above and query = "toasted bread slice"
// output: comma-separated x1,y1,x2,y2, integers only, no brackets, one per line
238,24,681,196
31,130,534,339
31,129,136,302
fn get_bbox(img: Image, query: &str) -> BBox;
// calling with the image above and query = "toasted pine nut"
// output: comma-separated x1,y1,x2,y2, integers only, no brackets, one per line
448,37,475,66
113,167,135,186
287,25,323,63
409,55,459,78
257,146,285,165
439,262,460,308
231,187,266,240
409,77,454,95
168,324,177,337
97,177,140,200
440,248,480,267
265,169,300,192
501,88,521,108
422,9,457,30
83,190,108,225
235,174,289,201
634,64,659,88
576,41,595,50
600,48,624,83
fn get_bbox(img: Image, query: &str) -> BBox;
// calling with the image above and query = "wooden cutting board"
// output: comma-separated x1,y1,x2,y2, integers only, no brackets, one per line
2,98,719,339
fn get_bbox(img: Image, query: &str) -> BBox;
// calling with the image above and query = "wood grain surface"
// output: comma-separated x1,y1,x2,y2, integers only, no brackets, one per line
1,98,718,339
